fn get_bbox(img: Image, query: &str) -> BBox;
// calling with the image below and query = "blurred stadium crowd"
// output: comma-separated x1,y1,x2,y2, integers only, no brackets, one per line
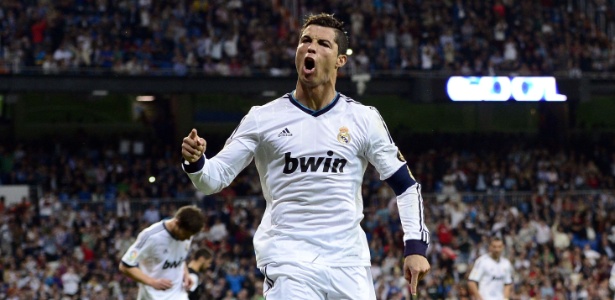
0,133,614,299
1,0,615,77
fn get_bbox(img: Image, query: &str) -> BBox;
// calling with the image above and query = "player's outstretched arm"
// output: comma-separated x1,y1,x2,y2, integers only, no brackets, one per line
182,128,206,163
364,107,431,296
182,110,259,194
385,166,431,295
119,263,173,290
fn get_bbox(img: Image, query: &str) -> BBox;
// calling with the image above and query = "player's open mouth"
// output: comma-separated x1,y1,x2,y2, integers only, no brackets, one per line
303,57,315,74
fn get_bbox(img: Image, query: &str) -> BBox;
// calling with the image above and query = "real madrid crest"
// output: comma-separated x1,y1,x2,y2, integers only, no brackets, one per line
337,126,351,144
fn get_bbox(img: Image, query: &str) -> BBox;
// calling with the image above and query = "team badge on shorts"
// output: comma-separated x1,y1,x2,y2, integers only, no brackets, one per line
337,126,351,144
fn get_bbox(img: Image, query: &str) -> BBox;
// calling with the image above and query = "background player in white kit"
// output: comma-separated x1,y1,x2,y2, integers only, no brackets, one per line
119,205,205,300
467,237,513,300
181,13,430,300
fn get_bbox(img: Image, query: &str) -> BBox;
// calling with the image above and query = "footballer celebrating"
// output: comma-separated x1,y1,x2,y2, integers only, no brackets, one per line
119,206,204,300
182,13,430,300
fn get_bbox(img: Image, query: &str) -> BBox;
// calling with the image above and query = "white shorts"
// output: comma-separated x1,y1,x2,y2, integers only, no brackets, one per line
260,262,376,300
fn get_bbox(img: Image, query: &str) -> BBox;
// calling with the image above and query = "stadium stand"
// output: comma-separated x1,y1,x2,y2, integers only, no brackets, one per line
0,0,614,77
0,132,614,299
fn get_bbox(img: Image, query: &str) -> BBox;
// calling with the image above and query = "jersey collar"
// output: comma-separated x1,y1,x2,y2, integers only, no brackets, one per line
287,91,340,117
162,220,181,241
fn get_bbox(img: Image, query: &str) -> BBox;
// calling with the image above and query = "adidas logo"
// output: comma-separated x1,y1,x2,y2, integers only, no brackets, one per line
278,128,292,137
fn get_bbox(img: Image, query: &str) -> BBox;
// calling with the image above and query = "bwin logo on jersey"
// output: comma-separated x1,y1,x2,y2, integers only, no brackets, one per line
283,151,347,174
162,260,183,269
491,275,505,281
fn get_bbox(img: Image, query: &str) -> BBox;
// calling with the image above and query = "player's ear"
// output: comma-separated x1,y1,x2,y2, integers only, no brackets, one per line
336,54,347,69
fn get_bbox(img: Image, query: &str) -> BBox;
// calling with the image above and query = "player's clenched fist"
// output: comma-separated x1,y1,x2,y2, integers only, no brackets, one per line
182,129,206,163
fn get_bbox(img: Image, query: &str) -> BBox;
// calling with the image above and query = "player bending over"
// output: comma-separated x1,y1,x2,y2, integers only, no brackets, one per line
119,206,205,300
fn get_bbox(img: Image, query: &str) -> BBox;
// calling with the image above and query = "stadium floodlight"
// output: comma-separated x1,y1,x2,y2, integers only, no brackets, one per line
137,95,155,102
346,48,353,56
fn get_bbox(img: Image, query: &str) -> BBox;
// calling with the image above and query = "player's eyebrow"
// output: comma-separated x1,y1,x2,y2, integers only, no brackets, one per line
301,34,332,46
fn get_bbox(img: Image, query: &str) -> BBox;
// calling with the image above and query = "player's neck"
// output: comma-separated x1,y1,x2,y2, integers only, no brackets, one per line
164,219,174,229
294,83,336,111
490,253,500,261
164,219,179,239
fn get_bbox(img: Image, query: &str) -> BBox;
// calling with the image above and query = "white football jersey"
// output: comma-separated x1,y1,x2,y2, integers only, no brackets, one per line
185,92,427,267
121,221,191,300
468,254,513,300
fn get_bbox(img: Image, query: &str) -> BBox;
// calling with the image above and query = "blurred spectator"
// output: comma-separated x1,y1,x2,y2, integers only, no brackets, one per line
61,266,80,297
142,204,160,224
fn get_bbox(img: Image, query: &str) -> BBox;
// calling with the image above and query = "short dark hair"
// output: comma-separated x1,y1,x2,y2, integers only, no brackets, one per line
490,236,504,244
175,205,204,235
301,13,348,56
194,247,213,260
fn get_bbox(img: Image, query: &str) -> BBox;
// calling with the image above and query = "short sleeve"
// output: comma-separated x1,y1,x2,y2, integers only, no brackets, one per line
121,232,151,267
468,258,483,282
